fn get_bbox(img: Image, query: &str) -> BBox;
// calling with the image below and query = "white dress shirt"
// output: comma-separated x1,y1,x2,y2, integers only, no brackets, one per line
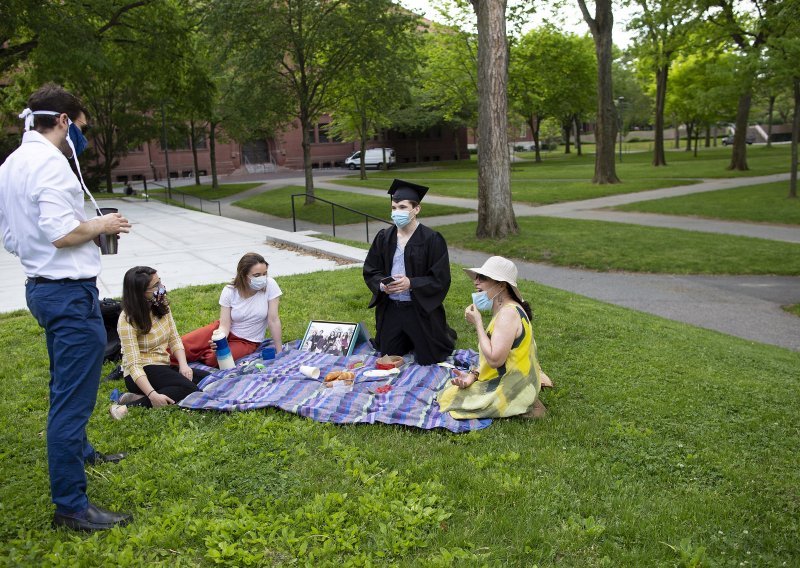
0,130,101,279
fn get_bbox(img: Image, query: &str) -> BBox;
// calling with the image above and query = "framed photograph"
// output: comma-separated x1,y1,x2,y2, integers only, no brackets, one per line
300,321,362,356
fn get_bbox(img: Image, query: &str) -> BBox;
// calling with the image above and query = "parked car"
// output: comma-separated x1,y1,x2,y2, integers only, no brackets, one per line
344,148,396,170
722,134,755,145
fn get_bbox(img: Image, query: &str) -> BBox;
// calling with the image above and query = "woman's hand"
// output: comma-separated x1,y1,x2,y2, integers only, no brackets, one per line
207,339,217,352
464,304,482,327
451,369,478,389
148,392,175,407
179,365,193,381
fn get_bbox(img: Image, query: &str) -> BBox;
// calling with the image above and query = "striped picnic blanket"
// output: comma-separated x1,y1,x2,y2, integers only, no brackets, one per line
179,341,491,433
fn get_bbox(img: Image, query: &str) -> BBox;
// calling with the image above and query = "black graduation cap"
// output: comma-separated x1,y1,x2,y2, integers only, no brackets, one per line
388,179,429,203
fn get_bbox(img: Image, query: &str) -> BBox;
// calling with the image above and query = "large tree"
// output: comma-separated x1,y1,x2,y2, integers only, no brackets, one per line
702,0,791,171
470,0,518,238
216,0,402,203
327,8,420,179
764,0,800,198
510,27,596,162
627,0,699,166
577,0,621,183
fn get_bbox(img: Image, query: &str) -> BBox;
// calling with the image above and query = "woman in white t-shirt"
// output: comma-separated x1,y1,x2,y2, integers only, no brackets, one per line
181,252,283,367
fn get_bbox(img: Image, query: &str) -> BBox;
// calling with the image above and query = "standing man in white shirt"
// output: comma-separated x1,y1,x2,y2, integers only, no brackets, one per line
0,83,133,531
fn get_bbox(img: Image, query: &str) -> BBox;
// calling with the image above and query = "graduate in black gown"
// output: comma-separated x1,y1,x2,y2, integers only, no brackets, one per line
363,179,456,365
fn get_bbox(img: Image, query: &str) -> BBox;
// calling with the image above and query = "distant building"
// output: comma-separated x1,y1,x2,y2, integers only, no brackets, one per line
108,114,469,182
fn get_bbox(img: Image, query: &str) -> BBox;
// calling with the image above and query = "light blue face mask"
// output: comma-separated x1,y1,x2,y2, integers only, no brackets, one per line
391,210,412,228
472,287,501,312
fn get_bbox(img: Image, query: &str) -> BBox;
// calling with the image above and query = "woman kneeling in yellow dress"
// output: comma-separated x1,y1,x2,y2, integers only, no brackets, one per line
438,256,547,419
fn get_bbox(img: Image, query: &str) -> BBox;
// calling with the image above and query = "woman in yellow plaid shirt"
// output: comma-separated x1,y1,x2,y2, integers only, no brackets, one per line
115,266,209,408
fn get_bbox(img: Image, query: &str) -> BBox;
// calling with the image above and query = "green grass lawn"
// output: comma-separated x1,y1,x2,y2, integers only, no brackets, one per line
335,146,792,204
1,268,798,566
784,304,800,317
233,186,470,224
148,182,263,201
613,181,800,225
436,216,800,275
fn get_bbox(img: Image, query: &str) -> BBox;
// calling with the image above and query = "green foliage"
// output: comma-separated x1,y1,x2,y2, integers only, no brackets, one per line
1,268,799,565
437,215,800,275
614,180,800,224
233,186,468,224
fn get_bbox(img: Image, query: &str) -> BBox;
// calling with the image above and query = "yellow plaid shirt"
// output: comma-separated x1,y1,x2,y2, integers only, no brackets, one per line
118,310,184,384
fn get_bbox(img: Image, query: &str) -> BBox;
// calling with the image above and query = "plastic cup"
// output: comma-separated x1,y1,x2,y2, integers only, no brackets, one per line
98,207,119,255
299,365,320,379
262,346,276,360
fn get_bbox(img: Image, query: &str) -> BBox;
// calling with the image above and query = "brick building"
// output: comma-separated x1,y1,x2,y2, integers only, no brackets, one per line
109,114,469,182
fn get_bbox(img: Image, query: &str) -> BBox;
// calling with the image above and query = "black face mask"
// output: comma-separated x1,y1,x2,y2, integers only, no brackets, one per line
149,284,169,316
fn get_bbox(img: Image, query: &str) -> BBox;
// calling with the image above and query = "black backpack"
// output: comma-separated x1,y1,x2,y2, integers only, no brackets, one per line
100,298,122,362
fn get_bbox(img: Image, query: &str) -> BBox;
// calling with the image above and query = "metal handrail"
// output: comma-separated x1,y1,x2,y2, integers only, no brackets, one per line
291,193,391,242
140,180,221,216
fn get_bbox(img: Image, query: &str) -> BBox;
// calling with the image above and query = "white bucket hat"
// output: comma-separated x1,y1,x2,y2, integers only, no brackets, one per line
464,256,524,304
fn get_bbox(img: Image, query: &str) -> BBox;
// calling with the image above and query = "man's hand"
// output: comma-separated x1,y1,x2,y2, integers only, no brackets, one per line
98,212,131,235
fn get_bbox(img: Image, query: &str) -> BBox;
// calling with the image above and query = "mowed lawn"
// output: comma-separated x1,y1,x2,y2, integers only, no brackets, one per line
437,216,800,275
333,145,793,202
147,182,263,201
1,267,798,566
233,186,470,224
613,180,800,225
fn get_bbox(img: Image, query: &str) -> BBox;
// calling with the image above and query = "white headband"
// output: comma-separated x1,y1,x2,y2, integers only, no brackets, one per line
18,107,102,215
18,108,61,132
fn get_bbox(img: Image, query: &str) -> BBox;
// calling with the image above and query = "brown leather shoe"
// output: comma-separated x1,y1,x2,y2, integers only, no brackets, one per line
52,503,132,532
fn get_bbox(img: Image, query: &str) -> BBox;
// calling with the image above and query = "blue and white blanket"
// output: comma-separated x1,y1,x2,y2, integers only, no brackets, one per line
179,341,491,433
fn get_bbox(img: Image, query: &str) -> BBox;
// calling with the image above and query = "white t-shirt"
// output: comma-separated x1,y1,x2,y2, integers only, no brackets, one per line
0,130,101,279
219,277,282,342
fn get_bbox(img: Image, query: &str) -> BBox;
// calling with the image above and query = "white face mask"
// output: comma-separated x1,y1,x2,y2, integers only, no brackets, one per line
249,275,268,291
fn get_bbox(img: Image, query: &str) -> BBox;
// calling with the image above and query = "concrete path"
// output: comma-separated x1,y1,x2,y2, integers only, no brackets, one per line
0,198,360,314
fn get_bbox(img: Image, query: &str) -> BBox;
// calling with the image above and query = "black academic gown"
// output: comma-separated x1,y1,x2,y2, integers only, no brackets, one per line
363,224,456,363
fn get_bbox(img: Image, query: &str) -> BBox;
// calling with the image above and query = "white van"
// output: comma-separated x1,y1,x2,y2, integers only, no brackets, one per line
344,148,396,170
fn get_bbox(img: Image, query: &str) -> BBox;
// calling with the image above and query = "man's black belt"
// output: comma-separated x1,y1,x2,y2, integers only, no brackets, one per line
30,276,97,284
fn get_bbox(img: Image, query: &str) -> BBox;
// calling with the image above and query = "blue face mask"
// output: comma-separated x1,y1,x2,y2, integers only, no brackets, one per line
68,121,88,156
472,287,500,312
391,211,412,228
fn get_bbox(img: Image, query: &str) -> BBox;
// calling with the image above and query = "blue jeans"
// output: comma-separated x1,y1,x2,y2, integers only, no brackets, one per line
26,279,106,514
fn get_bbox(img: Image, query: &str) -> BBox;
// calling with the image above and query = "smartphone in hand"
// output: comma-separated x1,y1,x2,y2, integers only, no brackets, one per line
380,276,396,286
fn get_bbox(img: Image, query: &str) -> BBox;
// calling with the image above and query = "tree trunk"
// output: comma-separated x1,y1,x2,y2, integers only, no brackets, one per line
563,119,572,154
528,115,541,163
728,91,752,171
790,76,798,199
693,125,699,157
767,94,775,148
685,123,693,151
578,0,620,184
574,114,583,156
301,114,315,203
704,124,711,147
360,113,368,180
209,121,219,189
415,137,420,163
652,64,668,166
190,119,201,186
471,0,518,238
673,114,680,148
453,128,461,161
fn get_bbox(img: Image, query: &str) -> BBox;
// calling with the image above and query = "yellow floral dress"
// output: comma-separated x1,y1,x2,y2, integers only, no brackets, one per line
438,305,540,418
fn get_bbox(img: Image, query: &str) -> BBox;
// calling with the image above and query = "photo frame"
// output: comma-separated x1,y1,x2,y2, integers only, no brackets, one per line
300,321,370,356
